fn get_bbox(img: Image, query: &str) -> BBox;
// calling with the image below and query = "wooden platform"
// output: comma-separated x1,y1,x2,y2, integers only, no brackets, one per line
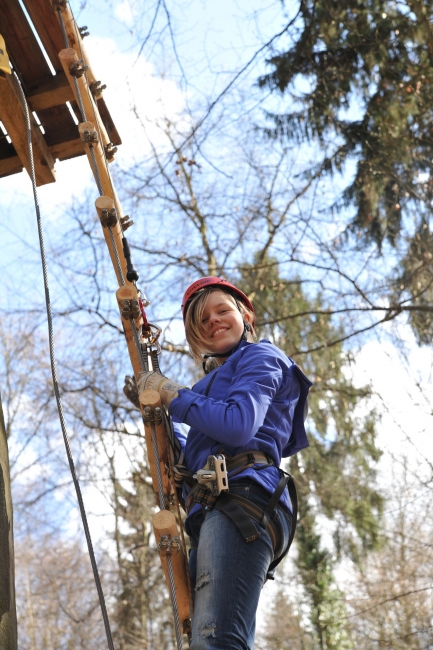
0,0,121,185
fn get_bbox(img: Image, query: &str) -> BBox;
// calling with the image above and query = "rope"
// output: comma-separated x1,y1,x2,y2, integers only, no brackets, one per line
14,71,116,650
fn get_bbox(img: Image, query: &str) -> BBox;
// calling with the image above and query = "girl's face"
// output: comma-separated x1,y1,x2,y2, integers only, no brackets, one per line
199,290,250,357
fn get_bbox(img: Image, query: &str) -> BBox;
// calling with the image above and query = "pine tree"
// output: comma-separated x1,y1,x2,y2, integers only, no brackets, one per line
239,255,383,647
259,0,433,249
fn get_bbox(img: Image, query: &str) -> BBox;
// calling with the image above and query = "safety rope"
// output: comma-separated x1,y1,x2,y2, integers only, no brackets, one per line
14,71,116,650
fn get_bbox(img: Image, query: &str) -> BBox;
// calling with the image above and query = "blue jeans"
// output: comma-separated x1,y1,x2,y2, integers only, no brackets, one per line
187,479,292,650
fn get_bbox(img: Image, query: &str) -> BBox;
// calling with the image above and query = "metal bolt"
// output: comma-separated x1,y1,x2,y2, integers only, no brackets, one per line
90,80,107,98
105,142,118,159
82,129,98,144
69,59,89,78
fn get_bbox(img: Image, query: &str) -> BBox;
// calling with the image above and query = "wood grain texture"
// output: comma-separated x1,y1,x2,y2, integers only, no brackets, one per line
0,73,55,185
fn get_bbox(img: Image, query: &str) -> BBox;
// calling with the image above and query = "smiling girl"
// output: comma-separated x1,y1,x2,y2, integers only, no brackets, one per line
135,277,312,650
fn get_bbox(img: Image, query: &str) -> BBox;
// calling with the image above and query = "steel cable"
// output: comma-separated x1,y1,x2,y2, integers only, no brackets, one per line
15,72,116,650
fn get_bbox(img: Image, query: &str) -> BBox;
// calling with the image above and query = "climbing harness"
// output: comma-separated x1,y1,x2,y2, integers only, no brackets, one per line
174,451,298,580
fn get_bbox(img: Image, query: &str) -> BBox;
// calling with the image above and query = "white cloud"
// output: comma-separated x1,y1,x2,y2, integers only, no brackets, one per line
113,0,134,26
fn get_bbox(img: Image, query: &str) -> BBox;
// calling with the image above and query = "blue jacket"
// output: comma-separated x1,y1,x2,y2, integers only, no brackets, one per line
169,339,312,518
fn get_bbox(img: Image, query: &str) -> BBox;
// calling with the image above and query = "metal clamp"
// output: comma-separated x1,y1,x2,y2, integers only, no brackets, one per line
142,405,163,424
194,455,228,496
90,80,107,99
105,142,118,160
79,25,90,38
121,299,140,320
100,207,118,228
82,129,98,144
158,534,181,555
120,215,134,231
52,0,68,11
69,59,89,78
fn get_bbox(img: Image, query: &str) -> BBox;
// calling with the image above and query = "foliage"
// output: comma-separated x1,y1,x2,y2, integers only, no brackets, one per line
259,0,433,249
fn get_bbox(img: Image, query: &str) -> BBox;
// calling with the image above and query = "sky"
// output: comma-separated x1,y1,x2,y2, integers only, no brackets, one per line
1,0,433,637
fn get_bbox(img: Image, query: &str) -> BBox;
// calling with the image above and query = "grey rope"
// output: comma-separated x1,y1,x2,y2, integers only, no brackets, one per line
15,72,116,650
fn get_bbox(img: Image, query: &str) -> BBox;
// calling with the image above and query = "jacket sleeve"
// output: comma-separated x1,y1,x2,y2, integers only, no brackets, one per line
169,345,286,447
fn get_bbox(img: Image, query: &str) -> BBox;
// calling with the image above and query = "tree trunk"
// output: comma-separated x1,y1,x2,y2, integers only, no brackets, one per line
0,392,17,650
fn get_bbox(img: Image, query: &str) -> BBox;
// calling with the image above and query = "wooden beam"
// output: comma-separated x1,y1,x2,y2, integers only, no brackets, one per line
59,49,112,154
27,73,74,111
50,137,84,161
0,75,55,185
0,137,86,179
0,156,23,178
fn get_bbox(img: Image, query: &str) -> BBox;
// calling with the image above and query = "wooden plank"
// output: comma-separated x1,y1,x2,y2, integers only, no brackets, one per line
27,72,74,111
0,156,23,178
0,0,82,157
97,98,122,146
50,137,84,161
0,0,53,88
0,74,55,185
21,0,65,74
0,136,85,179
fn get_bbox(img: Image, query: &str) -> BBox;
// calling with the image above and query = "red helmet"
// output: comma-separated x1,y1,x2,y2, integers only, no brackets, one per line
181,276,255,323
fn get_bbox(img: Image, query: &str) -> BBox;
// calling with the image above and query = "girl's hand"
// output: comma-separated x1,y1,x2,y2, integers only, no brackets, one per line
137,370,189,409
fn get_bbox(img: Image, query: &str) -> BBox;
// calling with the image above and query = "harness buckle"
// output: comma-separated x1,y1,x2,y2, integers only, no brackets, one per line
193,455,228,496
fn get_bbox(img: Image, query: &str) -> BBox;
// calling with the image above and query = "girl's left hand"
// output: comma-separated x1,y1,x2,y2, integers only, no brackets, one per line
137,370,188,409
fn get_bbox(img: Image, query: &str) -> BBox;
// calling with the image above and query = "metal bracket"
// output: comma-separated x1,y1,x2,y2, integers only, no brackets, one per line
79,26,90,38
90,80,107,99
121,298,140,320
81,129,98,144
157,534,181,555
142,405,163,424
194,455,228,496
69,59,89,78
52,0,68,11
100,207,117,228
105,142,118,160
120,215,134,231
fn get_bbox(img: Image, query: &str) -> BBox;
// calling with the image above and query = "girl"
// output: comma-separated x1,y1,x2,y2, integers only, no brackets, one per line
137,277,312,650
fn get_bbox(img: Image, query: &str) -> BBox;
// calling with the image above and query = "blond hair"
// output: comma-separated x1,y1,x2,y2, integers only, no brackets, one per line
184,287,255,364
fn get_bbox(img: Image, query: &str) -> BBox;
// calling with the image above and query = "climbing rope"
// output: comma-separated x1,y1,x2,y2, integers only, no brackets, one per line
14,71,116,650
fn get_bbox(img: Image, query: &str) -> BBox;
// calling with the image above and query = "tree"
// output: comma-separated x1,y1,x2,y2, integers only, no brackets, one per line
347,465,433,649
259,0,433,249
0,391,17,650
239,256,381,648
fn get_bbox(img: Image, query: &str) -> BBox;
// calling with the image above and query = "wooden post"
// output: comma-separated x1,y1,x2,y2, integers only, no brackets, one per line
51,0,100,90
153,510,191,633
58,48,112,153
0,393,18,650
115,284,145,377
139,389,173,499
94,195,129,287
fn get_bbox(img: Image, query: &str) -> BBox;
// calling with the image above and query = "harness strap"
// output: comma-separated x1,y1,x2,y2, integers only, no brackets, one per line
213,493,261,542
261,472,289,528
266,474,298,579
